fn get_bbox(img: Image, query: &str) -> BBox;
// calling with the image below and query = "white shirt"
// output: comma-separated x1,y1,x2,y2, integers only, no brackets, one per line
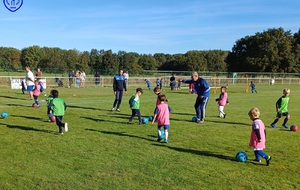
26,71,35,86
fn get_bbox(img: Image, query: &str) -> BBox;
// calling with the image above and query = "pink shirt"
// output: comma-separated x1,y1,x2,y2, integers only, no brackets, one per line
33,83,41,96
218,92,228,106
249,119,266,149
154,103,171,125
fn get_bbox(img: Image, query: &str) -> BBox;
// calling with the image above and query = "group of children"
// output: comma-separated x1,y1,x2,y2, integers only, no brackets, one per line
127,86,171,143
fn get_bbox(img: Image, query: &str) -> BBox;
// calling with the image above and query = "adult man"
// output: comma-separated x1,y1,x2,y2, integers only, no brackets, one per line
25,66,35,100
170,74,176,90
68,70,75,88
182,72,210,124
111,69,127,112
123,71,129,86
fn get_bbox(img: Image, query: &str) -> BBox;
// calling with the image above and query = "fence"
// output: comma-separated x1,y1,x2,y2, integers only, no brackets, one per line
1,75,300,89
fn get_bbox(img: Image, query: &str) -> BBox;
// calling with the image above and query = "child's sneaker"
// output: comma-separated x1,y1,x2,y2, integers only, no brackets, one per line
266,156,272,166
157,138,162,142
111,108,115,111
223,114,227,119
116,109,120,112
164,140,168,143
253,159,261,163
64,123,68,132
282,124,289,129
270,123,276,128
197,120,204,124
127,121,132,124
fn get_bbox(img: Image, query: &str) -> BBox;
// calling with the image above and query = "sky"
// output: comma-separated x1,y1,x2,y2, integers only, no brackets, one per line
1,0,300,54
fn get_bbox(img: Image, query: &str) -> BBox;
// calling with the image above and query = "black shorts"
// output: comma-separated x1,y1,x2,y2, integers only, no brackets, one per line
276,112,289,118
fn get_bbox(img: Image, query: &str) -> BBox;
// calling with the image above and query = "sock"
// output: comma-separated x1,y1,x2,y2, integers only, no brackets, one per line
158,130,161,138
272,118,279,124
282,118,288,126
165,131,169,141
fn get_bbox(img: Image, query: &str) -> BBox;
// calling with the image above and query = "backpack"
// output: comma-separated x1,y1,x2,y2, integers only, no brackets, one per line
39,81,44,92
129,95,135,107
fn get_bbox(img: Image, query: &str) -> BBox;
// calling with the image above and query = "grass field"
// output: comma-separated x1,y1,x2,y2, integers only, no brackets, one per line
0,84,300,190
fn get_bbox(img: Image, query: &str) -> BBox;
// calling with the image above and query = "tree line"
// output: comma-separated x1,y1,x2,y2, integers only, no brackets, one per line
0,27,299,75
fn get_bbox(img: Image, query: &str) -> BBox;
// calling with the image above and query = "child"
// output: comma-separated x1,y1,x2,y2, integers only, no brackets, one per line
248,107,272,166
250,81,257,93
156,78,160,87
152,94,172,143
128,88,143,124
215,86,229,118
20,78,26,94
177,79,181,90
145,79,151,90
33,79,41,107
48,90,68,134
159,78,163,90
270,88,290,129
153,86,168,105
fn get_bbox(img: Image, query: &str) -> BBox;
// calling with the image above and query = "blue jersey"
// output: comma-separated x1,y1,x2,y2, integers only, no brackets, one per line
182,78,210,97
113,74,127,91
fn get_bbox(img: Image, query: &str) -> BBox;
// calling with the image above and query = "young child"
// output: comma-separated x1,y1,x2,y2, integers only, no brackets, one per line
128,88,143,124
270,88,290,129
48,90,68,134
153,86,169,105
177,79,181,90
250,81,257,93
152,94,172,143
33,79,41,107
20,78,26,94
215,86,229,118
159,78,163,90
248,107,272,166
145,79,151,90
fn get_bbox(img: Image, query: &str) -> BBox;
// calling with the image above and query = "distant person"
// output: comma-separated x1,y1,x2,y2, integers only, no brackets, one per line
159,78,163,90
248,107,272,166
181,72,210,124
127,88,143,124
48,90,68,135
156,78,160,87
152,94,172,143
35,68,42,79
215,86,229,118
123,71,129,86
80,71,86,87
20,78,26,94
75,70,81,88
111,69,127,112
145,79,151,90
270,88,291,129
25,66,35,100
68,69,75,88
170,74,176,90
94,71,100,85
177,79,181,90
250,81,258,93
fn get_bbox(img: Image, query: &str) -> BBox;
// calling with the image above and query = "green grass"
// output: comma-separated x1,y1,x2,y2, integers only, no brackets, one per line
0,85,300,189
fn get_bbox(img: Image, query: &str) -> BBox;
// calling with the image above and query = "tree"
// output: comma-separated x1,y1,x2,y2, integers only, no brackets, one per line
20,45,43,69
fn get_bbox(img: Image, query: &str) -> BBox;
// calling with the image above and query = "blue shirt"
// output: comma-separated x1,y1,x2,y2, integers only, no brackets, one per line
113,74,127,91
182,78,210,97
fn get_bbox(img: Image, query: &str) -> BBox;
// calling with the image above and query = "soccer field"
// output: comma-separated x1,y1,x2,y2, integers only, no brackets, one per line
0,85,299,189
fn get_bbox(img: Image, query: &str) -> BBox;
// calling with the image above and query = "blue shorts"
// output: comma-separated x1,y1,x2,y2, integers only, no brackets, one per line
158,125,170,130
27,85,34,92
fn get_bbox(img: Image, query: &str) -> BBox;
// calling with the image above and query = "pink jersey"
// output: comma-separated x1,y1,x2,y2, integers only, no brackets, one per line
218,92,228,106
249,119,266,149
155,103,171,125
33,83,41,96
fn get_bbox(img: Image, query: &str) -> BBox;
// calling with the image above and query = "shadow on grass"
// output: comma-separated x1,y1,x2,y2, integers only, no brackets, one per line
206,119,249,126
68,105,108,111
153,144,236,162
11,114,45,122
171,112,195,117
0,94,27,100
6,103,32,108
85,128,155,142
2,123,55,134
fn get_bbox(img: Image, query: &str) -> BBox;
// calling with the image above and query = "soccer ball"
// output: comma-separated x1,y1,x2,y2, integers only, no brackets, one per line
192,116,198,122
32,103,38,108
236,151,248,162
290,125,298,132
1,112,8,118
142,117,149,124
50,116,56,122
148,116,153,121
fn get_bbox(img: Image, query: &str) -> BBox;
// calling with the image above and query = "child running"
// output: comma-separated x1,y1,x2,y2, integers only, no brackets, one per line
152,94,172,143
33,79,41,108
48,90,68,134
215,86,229,118
128,88,143,124
248,107,272,166
270,88,291,129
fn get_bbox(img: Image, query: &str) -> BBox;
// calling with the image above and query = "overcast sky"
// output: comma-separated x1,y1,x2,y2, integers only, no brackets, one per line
1,0,300,54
